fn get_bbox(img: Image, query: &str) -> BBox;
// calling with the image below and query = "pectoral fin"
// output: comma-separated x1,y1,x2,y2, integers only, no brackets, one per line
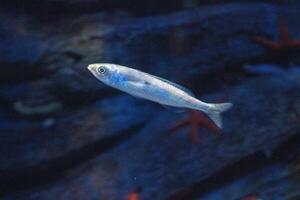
126,80,147,88
125,80,149,99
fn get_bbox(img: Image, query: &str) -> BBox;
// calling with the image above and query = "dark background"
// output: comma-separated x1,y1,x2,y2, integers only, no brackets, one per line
1,0,300,199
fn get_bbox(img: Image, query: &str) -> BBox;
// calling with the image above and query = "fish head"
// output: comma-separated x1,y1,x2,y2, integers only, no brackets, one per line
88,63,140,90
87,63,120,84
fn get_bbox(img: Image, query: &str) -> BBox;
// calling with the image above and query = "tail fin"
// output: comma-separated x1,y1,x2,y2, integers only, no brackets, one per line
206,103,233,129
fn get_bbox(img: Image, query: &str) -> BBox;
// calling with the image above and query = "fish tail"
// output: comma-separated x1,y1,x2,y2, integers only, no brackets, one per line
202,102,233,129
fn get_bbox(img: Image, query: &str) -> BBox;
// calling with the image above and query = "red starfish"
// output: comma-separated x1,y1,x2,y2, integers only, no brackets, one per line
169,109,221,144
253,16,300,54
240,194,262,200
125,187,141,200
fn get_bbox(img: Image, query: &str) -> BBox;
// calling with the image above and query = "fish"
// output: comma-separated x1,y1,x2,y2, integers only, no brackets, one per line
87,63,233,128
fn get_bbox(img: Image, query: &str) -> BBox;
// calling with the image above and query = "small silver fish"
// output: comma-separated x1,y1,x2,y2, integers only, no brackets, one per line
88,63,232,128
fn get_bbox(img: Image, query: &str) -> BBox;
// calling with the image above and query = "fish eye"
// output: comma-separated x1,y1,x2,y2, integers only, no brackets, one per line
97,66,106,74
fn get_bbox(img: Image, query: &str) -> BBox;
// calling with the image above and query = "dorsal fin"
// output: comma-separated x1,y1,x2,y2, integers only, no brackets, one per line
148,74,195,97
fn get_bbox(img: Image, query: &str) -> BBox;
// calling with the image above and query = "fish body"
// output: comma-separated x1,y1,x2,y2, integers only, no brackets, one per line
88,63,232,128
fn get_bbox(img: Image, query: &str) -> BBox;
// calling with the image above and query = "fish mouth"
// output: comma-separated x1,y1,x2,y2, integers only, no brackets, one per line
87,64,98,77
87,64,93,71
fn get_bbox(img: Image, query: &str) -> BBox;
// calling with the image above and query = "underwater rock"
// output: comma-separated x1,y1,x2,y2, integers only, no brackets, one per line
0,84,30,103
4,2,300,104
11,85,63,117
0,21,46,65
5,75,300,199
1,0,259,18
0,95,156,173
2,2,300,199
13,99,62,116
200,163,300,200
0,15,49,83
41,2,281,102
